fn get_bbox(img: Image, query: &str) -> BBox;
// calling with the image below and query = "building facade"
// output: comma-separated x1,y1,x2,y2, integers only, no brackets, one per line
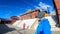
11,16,19,23
54,0,60,26
19,9,40,20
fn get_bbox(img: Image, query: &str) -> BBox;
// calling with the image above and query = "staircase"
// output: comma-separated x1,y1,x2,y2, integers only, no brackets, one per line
45,16,60,32
30,18,38,30
5,24,60,34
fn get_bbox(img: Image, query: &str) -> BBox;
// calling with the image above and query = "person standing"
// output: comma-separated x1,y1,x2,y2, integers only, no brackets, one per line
35,10,51,34
23,23,26,30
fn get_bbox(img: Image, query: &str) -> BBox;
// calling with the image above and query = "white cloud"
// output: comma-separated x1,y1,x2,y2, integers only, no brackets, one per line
36,2,55,14
38,2,51,10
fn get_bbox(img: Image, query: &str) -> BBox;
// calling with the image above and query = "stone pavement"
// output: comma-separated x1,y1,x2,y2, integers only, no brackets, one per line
0,24,60,34
5,29,60,34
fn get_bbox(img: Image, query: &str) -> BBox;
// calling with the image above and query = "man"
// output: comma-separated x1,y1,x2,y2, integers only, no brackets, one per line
35,10,51,34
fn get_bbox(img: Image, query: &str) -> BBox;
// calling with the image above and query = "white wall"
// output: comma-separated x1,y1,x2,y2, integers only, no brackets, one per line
12,16,56,30
12,20,22,27
12,18,37,29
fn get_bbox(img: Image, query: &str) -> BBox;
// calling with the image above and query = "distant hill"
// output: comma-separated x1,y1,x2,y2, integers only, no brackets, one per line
0,18,11,24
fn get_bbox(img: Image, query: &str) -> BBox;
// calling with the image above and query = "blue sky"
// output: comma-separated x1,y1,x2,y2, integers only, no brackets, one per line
0,0,54,19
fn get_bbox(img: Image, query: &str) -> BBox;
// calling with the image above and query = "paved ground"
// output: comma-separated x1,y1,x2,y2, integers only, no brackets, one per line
0,24,60,34
5,29,60,34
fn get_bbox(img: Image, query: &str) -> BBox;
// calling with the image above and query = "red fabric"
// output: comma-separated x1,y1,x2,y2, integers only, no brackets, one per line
23,23,26,28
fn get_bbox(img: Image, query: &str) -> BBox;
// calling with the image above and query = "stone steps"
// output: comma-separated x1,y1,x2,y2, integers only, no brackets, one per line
5,29,60,34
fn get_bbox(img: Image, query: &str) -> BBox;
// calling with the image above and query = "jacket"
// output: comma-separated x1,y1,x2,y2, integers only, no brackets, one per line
35,18,51,34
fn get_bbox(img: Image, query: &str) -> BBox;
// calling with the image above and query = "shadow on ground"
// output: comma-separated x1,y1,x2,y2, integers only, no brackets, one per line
0,24,16,34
